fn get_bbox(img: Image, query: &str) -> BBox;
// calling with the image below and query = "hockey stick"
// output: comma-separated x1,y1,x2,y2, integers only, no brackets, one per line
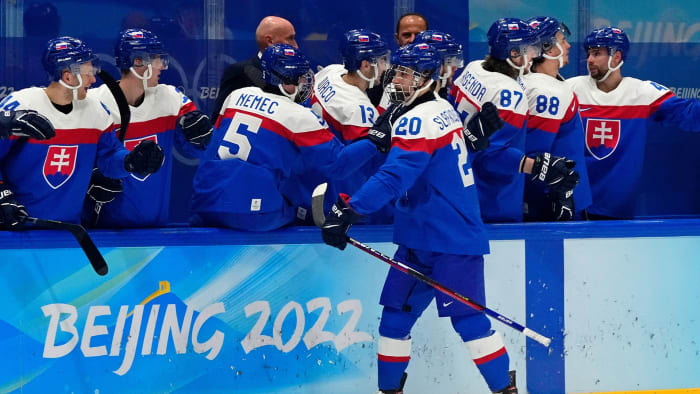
89,70,131,226
22,216,109,276
311,183,551,347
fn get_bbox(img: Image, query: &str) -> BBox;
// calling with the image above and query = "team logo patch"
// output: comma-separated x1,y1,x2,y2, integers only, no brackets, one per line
611,28,622,34
125,135,158,181
43,145,78,189
129,31,144,38
358,35,370,42
431,34,443,41
529,21,541,28
585,118,620,160
416,43,429,50
55,42,68,50
284,48,295,56
508,23,520,30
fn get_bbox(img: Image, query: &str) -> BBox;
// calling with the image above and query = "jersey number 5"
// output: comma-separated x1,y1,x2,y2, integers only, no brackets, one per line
218,112,261,161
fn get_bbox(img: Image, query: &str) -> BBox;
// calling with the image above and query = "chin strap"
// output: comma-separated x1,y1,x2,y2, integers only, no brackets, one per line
59,73,83,102
439,65,454,88
506,54,530,77
404,79,434,106
357,63,379,89
595,57,624,83
543,42,565,69
278,83,298,102
130,63,153,92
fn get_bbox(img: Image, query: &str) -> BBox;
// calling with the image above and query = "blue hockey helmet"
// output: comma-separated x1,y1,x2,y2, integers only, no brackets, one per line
584,27,630,61
384,42,441,105
390,42,441,81
261,44,314,103
527,16,571,53
486,18,540,61
340,29,390,72
42,36,100,81
413,30,464,66
114,29,169,71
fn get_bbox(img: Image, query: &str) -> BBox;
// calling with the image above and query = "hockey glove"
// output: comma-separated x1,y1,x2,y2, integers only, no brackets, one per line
549,187,575,221
124,140,165,175
86,168,123,204
321,194,363,250
179,110,213,149
530,152,579,190
0,110,55,140
0,182,28,229
463,102,504,152
367,103,407,153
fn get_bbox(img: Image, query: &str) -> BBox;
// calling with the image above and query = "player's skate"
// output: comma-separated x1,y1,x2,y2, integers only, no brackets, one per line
376,372,407,394
493,370,517,393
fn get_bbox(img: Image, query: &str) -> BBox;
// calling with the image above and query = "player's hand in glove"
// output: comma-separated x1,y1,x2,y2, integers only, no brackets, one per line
530,152,579,190
322,194,363,250
0,109,55,140
178,110,213,149
367,103,407,153
124,140,165,175
463,102,504,152
0,182,29,229
549,187,575,221
86,168,123,204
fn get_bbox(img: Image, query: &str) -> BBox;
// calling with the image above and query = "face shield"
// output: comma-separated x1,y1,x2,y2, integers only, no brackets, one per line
506,43,542,76
60,58,100,101
383,64,432,105
358,50,391,89
439,53,464,87
541,23,571,69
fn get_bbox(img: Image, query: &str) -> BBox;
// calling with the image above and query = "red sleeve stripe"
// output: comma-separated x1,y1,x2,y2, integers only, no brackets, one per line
377,354,411,363
219,108,334,147
578,91,674,119
473,347,507,365
320,105,370,141
18,128,104,144
392,128,460,154
453,88,482,111
562,94,579,123
526,114,560,133
499,108,526,128
124,115,178,139
649,91,675,114
177,101,198,118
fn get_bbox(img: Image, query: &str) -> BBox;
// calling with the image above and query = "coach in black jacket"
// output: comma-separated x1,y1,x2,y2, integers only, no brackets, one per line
212,16,298,120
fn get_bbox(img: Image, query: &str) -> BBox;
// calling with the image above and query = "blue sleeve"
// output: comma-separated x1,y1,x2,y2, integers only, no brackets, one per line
550,114,584,162
350,147,431,215
653,96,700,132
473,122,524,176
300,138,377,179
95,130,130,178
175,128,207,159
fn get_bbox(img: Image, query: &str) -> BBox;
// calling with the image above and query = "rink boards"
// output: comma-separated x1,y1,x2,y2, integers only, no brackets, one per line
1,220,699,393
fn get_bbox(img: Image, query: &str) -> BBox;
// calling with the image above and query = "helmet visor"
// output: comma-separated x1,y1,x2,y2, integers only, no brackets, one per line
295,69,314,103
69,57,101,76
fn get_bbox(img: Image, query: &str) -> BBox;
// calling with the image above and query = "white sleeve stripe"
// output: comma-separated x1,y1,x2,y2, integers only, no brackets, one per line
377,336,411,357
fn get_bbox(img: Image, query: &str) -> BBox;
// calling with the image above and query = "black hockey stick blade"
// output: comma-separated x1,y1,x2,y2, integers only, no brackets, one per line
311,182,329,227
23,217,109,276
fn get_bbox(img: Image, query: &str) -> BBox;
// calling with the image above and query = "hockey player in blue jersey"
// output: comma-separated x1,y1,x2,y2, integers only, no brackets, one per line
0,109,55,140
521,16,592,221
449,18,579,222
191,44,388,231
0,36,164,228
83,28,213,228
322,43,517,394
566,27,700,219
